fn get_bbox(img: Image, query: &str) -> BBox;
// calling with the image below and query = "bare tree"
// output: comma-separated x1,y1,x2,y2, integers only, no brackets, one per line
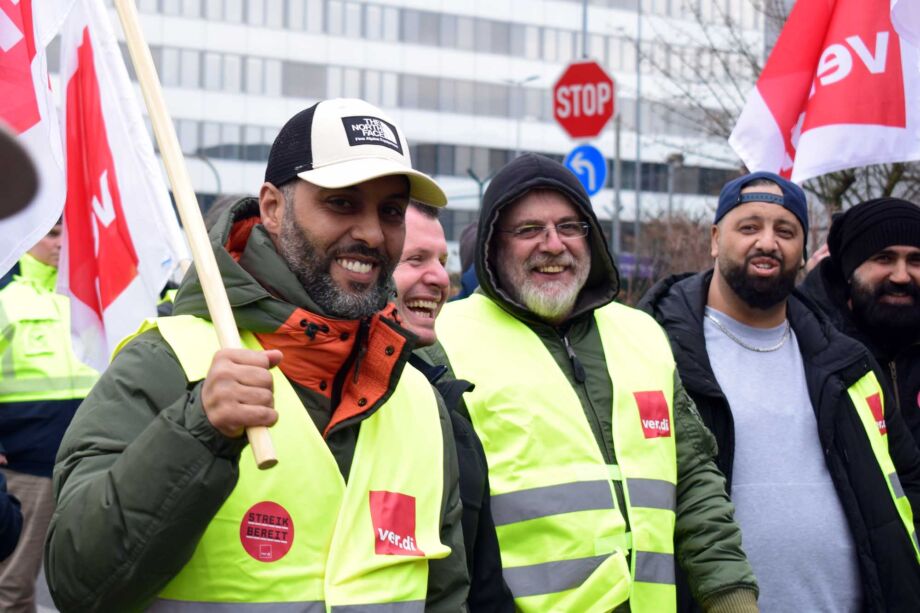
634,0,920,215
617,209,713,305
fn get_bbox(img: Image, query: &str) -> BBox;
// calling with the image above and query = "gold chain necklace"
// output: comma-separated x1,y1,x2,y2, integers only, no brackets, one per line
704,312,791,353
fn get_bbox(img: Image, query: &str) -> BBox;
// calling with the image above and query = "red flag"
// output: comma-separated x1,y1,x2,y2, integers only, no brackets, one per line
58,0,187,370
729,0,920,183
0,0,71,274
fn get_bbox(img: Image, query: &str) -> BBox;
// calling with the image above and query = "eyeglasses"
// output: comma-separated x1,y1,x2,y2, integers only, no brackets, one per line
497,221,591,241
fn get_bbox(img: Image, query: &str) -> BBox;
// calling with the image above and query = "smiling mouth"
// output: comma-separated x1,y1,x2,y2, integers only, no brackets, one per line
535,265,566,274
337,258,375,274
405,299,439,319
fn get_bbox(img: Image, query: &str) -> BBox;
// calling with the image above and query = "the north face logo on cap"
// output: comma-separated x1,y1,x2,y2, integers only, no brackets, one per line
635,390,671,438
369,490,424,557
342,116,403,154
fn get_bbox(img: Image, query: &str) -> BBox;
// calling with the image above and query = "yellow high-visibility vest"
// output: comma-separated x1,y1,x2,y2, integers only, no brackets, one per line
0,254,98,402
118,315,451,612
847,372,920,560
437,295,677,612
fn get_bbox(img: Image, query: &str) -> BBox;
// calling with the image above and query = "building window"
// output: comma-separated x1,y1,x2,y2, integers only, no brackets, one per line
381,6,399,41
491,21,511,55
160,47,180,87
344,1,362,37
223,54,242,92
418,11,440,46
246,0,266,26
264,58,282,96
225,0,244,22
203,52,222,90
245,57,263,94
162,0,181,15
177,119,199,154
287,1,306,30
265,1,284,28
440,14,457,48
327,0,344,35
525,26,541,60
364,70,381,104
365,4,383,40
181,0,201,17
180,49,200,88
401,9,421,44
456,16,474,51
381,72,398,107
281,61,327,99
343,67,362,97
205,0,222,19
220,124,242,159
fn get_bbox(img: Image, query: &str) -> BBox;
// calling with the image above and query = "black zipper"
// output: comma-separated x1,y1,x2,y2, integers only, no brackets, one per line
889,361,901,410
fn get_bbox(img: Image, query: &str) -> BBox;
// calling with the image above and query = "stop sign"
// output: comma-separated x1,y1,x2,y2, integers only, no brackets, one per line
553,61,615,139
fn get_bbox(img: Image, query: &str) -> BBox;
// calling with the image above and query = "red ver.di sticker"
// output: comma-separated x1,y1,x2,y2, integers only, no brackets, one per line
369,490,424,557
240,501,294,562
635,390,671,439
866,393,887,435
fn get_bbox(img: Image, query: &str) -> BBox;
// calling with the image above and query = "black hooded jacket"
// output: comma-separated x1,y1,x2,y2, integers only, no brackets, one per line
639,270,920,611
799,258,920,448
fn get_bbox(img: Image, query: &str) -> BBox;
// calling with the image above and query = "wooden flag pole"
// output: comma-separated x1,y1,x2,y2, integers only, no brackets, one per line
113,0,277,469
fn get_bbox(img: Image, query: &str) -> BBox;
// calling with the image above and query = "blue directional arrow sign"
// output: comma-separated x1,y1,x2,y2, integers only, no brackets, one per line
564,144,607,196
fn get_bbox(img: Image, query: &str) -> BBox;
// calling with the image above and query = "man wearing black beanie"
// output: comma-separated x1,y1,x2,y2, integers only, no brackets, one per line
799,198,920,447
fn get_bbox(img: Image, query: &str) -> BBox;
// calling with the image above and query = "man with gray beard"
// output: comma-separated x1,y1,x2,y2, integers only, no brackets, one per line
433,154,758,612
46,99,469,612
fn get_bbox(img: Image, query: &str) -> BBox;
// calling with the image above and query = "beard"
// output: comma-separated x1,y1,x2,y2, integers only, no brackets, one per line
718,249,797,310
278,211,394,319
850,277,920,347
496,250,590,323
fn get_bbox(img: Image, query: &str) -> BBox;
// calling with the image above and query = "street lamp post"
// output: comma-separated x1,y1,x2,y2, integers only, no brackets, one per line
666,152,684,224
502,75,539,158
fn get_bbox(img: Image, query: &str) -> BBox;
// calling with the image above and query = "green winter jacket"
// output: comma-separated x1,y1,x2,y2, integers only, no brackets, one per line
433,153,757,612
44,198,468,612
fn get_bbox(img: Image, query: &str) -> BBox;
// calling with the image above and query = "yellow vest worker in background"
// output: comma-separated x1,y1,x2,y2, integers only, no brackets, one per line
45,99,468,612
436,154,758,612
0,222,98,612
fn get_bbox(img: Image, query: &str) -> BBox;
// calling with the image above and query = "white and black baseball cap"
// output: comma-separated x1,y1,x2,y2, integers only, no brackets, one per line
264,98,446,206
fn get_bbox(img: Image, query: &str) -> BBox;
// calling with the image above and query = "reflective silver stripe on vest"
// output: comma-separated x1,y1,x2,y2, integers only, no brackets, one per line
626,478,676,511
331,601,425,612
634,551,675,585
503,554,609,598
148,600,325,612
890,471,906,498
490,480,614,526
0,374,98,395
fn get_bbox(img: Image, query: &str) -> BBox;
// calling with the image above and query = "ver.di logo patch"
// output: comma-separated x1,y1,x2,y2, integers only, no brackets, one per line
866,392,887,435
369,490,424,557
239,501,294,562
634,390,671,439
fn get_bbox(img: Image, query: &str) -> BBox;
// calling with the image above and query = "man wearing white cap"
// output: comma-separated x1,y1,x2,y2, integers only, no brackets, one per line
46,99,469,612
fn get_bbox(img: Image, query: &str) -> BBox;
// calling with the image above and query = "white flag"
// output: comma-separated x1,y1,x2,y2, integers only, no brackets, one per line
892,0,920,48
57,0,188,370
0,0,73,275
729,0,920,183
